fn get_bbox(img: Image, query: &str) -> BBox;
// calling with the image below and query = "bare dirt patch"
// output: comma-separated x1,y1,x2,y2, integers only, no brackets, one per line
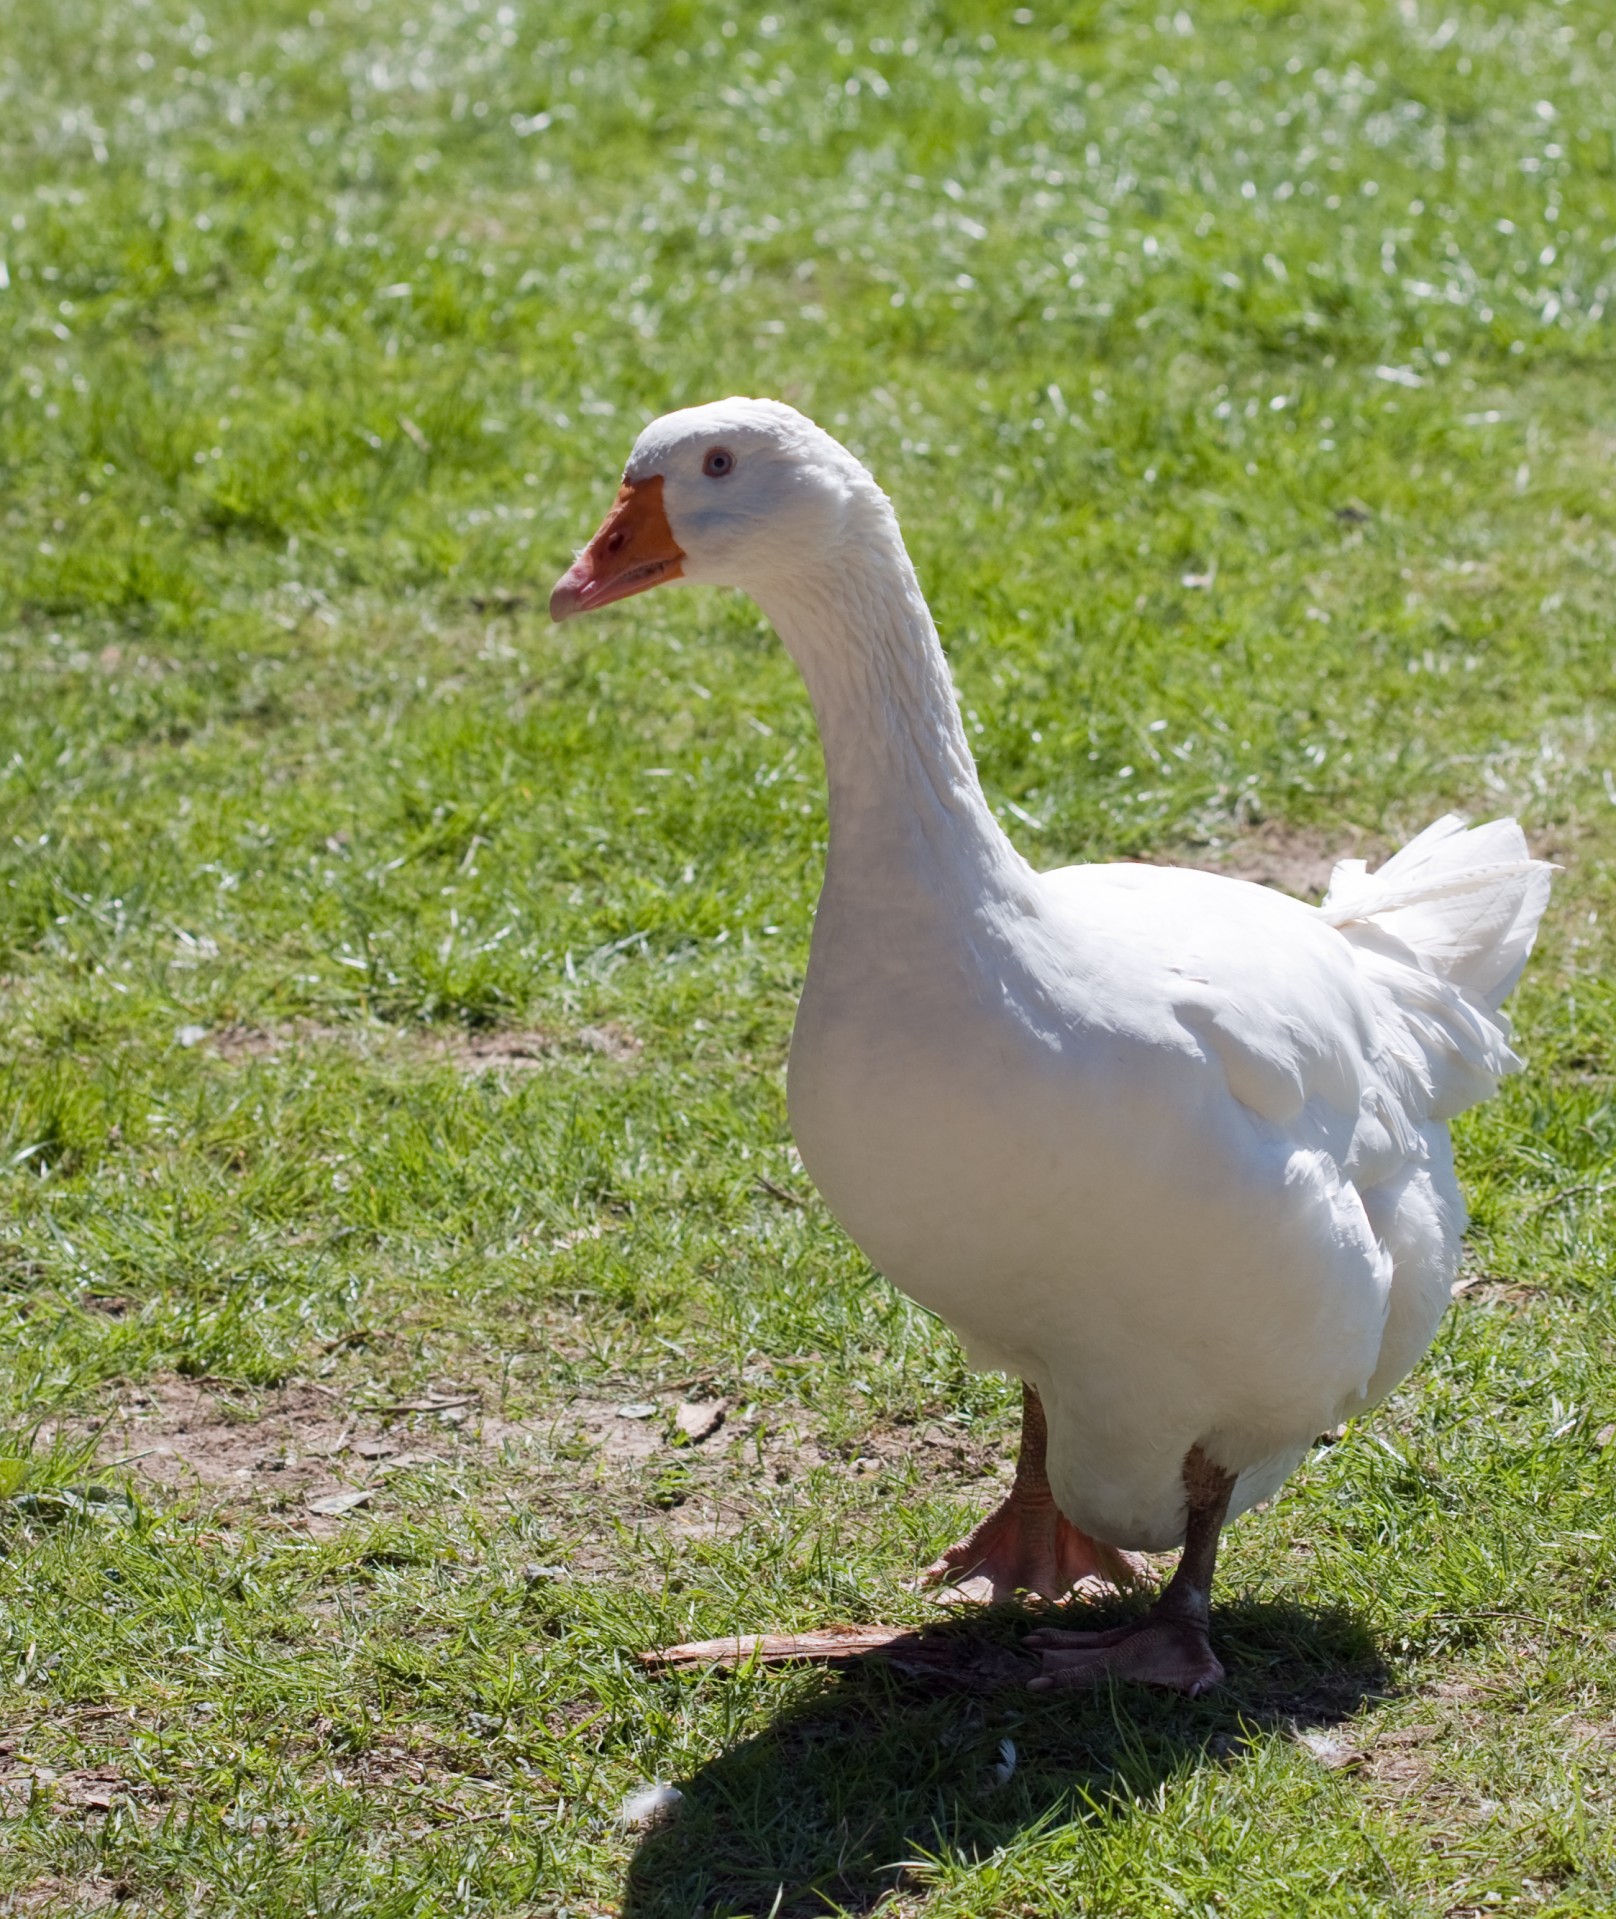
482,1395,672,1473
1451,1272,1552,1309
1365,1721,1441,1796
71,1377,666,1501
1178,821,1383,902
0,1761,160,1823
74,1378,394,1531
435,1022,641,1071
0,1710,167,1854
198,1020,354,1062
481,1391,856,1552
36,1357,1020,1585
49,1376,576,1537
191,1020,642,1071
54,1374,911,1548
1,1877,122,1914
1176,809,1566,910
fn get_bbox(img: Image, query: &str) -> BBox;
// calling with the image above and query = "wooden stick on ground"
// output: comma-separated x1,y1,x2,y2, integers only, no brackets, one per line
641,1624,1034,1688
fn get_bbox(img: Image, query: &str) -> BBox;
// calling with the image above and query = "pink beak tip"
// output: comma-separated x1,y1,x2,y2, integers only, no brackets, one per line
548,564,586,623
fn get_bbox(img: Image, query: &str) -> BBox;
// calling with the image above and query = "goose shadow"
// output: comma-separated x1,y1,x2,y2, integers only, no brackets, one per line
620,1595,1390,1919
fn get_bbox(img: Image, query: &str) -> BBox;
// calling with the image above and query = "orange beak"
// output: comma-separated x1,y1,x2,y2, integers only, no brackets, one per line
549,474,685,622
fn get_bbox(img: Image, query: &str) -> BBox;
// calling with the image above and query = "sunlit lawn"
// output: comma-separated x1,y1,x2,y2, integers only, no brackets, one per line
3,1,1615,1913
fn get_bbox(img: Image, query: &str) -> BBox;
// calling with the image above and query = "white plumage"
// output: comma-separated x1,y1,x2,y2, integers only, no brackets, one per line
794,830,1545,1551
552,397,1553,1691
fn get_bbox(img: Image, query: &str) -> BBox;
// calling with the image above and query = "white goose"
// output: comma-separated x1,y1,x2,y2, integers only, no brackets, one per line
551,399,1553,1695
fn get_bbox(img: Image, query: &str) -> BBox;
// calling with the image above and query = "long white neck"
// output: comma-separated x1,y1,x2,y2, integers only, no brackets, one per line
748,513,1028,911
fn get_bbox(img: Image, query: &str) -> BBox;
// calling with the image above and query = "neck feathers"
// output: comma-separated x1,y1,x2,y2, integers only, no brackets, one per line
751,518,1023,899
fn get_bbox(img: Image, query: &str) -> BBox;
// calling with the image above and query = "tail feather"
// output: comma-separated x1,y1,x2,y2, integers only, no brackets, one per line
1320,814,1554,1012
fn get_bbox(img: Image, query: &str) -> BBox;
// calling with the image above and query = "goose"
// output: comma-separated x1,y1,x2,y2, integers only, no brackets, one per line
550,398,1553,1695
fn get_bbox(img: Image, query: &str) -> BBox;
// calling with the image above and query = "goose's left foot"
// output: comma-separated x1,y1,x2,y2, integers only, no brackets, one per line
919,1383,1147,1603
921,1490,1134,1604
1025,1442,1236,1698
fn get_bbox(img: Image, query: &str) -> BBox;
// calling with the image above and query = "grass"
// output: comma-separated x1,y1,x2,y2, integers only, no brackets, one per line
2,0,1616,1911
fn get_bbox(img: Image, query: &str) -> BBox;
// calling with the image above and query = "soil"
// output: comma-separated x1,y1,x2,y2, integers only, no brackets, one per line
192,1020,642,1070
435,1022,642,1070
201,1021,352,1062
62,1377,422,1537
47,1374,983,1554
1178,821,1384,902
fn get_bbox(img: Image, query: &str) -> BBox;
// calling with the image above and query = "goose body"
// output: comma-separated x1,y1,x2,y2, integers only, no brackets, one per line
553,398,1553,1689
794,839,1519,1551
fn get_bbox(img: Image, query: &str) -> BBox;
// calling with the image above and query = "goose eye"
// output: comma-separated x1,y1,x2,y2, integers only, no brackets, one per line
702,447,735,478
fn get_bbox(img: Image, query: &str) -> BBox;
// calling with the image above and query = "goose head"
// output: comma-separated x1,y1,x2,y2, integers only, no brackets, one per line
549,398,883,621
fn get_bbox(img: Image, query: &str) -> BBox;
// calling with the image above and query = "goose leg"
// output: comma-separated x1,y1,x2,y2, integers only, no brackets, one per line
1024,1444,1235,1696
919,1383,1145,1603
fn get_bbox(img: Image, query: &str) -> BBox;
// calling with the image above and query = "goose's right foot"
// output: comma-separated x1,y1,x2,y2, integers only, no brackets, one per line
1025,1615,1224,1696
1025,1442,1237,1697
918,1383,1146,1603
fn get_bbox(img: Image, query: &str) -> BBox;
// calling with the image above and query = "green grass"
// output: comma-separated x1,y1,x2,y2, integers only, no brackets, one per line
3,0,1616,1911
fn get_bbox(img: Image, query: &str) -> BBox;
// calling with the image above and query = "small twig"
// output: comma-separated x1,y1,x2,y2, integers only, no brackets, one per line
1437,1608,1598,1644
754,1175,807,1209
1524,1179,1610,1219
320,1330,372,1354
1451,1273,1544,1300
643,1626,931,1670
371,1780,508,1824
362,1395,480,1415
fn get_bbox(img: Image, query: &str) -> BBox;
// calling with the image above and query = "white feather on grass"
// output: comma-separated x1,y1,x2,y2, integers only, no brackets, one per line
620,1781,683,1829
